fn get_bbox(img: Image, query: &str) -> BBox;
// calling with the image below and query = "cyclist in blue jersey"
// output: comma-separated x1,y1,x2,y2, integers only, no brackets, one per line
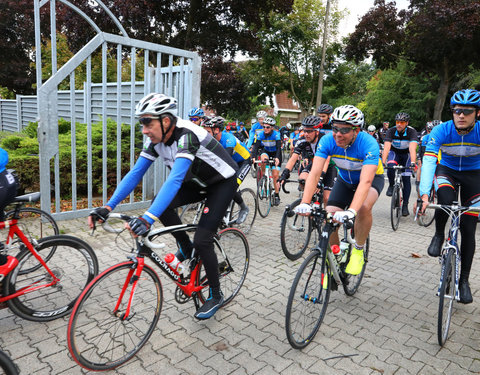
417,89,480,304
382,112,418,216
251,116,282,205
247,110,267,149
296,105,384,275
201,116,252,224
89,93,239,320
188,107,204,125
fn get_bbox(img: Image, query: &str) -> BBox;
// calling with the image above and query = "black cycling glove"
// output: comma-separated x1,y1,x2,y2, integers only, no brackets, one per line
279,169,290,183
128,217,151,236
90,207,110,222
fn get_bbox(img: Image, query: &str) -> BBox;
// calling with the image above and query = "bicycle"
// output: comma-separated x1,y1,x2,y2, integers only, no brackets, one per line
0,192,98,321
417,186,435,227
255,159,279,218
279,179,323,260
387,165,413,231
67,213,249,371
285,204,369,349
0,350,19,375
178,188,258,234
416,197,480,346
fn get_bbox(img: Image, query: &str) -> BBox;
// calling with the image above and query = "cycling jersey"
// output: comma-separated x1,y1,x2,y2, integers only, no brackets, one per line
420,120,480,196
219,131,250,163
384,126,418,153
247,121,263,148
252,130,282,159
293,136,320,160
320,120,333,135
315,132,383,185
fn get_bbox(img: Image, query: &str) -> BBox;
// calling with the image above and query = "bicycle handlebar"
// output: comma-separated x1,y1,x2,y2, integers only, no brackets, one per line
281,179,305,194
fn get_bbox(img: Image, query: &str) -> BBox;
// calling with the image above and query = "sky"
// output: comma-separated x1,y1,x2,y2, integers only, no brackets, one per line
337,0,410,38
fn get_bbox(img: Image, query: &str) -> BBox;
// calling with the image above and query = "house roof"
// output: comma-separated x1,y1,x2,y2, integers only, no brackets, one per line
274,91,301,113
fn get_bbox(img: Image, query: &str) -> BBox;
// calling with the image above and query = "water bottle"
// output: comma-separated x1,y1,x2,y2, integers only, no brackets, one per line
331,244,342,263
339,240,350,263
164,253,185,276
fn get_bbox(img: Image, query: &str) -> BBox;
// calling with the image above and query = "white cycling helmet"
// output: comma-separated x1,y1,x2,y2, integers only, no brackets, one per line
263,116,276,126
286,122,292,129
367,125,376,132
135,93,177,117
331,105,364,128
256,110,268,119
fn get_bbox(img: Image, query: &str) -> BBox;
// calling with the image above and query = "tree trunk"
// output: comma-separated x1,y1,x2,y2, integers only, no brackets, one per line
433,59,450,120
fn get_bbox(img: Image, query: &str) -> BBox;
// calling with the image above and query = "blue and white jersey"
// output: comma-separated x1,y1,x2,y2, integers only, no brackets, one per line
256,130,281,152
219,131,250,163
0,148,8,173
420,120,480,196
247,121,263,148
315,132,382,185
384,126,418,153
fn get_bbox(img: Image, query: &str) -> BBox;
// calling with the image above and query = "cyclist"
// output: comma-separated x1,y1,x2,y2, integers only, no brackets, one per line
382,112,418,216
317,104,334,134
251,116,282,205
247,110,267,149
295,105,384,275
237,122,249,142
188,107,204,125
89,93,239,320
0,148,18,278
367,125,380,144
379,121,390,143
201,116,251,224
417,89,480,304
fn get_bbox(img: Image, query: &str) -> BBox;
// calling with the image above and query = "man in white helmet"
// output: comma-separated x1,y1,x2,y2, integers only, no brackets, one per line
89,93,239,320
247,110,268,149
295,105,384,276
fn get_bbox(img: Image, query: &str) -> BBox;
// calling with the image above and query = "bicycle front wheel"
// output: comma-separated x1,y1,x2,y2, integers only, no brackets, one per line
230,188,258,234
390,185,402,231
280,198,312,260
198,228,249,306
0,350,19,375
342,236,369,296
418,187,436,227
285,249,331,349
438,248,455,346
4,235,98,322
257,176,271,218
68,262,163,371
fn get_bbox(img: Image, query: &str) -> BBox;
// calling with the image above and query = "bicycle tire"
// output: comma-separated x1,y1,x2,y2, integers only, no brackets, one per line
280,198,312,260
5,207,59,273
438,248,455,346
285,249,330,349
4,235,98,322
390,185,402,231
0,350,19,375
178,202,203,224
67,262,163,371
418,187,436,227
342,236,370,296
229,188,258,234
198,228,249,306
257,176,271,218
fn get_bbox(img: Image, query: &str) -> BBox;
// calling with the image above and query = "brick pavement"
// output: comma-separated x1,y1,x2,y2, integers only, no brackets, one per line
0,173,479,374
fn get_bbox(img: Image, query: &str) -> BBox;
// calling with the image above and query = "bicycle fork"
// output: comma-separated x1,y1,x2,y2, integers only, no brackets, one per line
115,257,145,321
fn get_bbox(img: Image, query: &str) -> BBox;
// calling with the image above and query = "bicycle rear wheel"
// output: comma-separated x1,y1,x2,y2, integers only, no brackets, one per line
418,187,436,227
68,262,163,371
438,248,455,346
390,185,402,231
4,235,98,322
178,202,203,224
257,176,271,218
0,350,19,375
280,198,312,260
198,228,249,306
285,249,331,349
342,236,369,296
230,188,257,234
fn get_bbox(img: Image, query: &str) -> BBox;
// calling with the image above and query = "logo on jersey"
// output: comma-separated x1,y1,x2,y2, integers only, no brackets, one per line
178,136,186,149
365,151,376,161
203,207,209,214
428,137,437,145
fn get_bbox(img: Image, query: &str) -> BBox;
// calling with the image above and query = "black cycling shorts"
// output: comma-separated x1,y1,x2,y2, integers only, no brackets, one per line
327,174,384,209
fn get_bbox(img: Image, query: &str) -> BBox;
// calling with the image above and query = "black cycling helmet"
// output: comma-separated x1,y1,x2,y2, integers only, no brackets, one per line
301,115,322,128
395,112,410,122
317,104,333,114
202,116,224,130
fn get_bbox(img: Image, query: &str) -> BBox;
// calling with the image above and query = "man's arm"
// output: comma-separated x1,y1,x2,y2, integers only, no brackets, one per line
348,164,377,212
409,141,418,164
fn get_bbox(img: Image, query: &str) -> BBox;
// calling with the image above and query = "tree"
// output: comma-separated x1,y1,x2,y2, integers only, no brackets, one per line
345,0,480,120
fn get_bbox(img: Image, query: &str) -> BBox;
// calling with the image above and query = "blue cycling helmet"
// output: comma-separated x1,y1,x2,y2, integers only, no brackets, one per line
188,107,205,118
450,89,480,108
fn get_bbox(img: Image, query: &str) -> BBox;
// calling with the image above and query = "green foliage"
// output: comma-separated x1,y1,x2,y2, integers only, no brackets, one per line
22,122,39,138
0,86,14,99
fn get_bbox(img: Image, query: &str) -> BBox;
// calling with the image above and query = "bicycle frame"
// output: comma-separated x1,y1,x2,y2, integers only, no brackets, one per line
0,219,59,301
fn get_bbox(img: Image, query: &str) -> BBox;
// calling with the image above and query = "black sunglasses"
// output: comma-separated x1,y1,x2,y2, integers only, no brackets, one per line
452,108,476,116
139,117,159,126
263,126,272,129
332,125,354,134
189,117,200,121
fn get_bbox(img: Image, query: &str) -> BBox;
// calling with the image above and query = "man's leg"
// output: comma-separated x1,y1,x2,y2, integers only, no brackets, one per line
386,151,397,196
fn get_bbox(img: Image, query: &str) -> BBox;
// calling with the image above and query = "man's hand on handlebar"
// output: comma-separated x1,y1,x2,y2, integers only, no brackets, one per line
333,208,356,223
294,202,311,216
127,217,151,237
88,206,112,229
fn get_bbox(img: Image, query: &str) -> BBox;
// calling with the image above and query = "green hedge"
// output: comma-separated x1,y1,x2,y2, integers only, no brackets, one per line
1,119,142,198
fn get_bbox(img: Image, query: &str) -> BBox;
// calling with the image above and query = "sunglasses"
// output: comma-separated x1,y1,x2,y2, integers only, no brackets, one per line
139,117,159,126
189,117,200,121
263,126,272,129
332,125,354,134
303,129,316,133
452,108,476,116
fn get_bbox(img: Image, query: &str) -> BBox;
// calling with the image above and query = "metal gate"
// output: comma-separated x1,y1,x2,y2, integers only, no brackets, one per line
34,0,201,220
